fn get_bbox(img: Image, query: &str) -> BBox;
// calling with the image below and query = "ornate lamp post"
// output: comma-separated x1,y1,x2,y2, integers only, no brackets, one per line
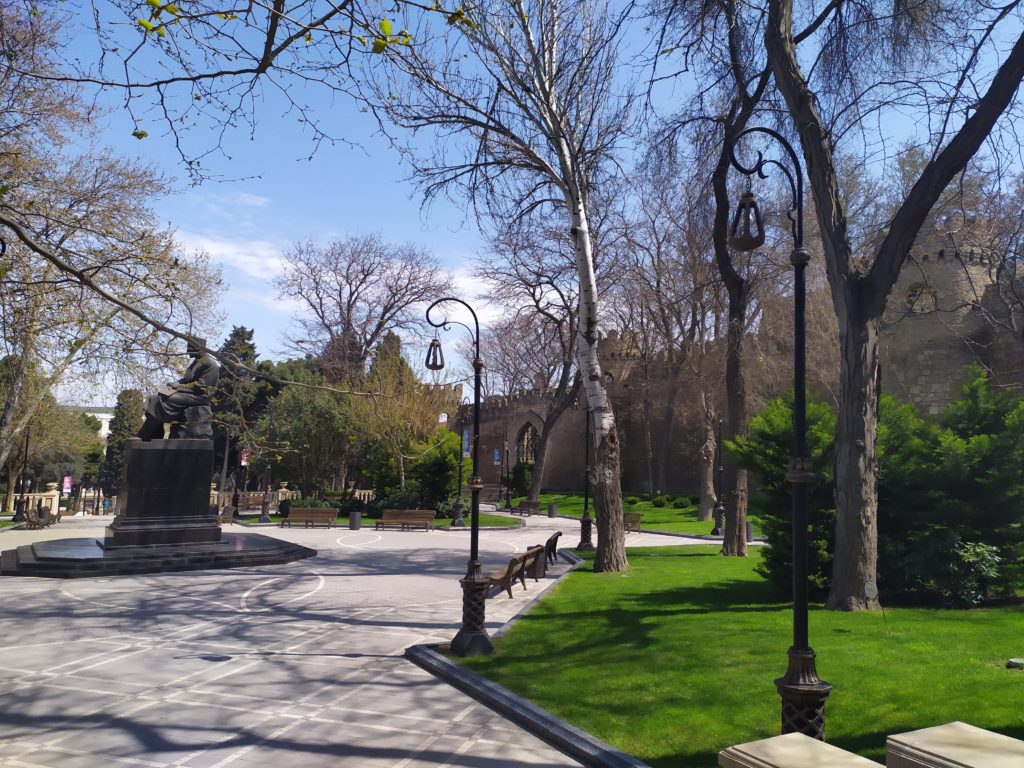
452,396,471,527
577,402,594,551
710,418,725,536
729,127,832,739
426,297,493,657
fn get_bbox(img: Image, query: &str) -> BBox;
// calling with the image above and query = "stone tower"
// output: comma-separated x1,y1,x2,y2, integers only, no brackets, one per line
880,244,1020,413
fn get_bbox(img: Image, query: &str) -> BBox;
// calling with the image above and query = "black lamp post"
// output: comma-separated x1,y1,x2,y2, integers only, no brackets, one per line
710,418,725,536
577,402,594,551
452,396,471,527
729,126,832,739
426,297,493,657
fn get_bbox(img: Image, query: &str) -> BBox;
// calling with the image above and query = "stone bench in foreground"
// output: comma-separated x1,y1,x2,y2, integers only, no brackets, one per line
719,732,880,768
887,721,1024,768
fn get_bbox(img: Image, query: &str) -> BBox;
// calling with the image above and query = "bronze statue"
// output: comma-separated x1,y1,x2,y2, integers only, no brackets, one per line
138,337,220,440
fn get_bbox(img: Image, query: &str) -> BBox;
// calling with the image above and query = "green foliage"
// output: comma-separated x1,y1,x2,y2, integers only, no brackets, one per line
407,430,460,508
651,495,667,508
729,392,837,598
624,496,639,505
278,497,336,518
510,461,532,496
98,389,144,495
672,498,687,509
735,371,1024,604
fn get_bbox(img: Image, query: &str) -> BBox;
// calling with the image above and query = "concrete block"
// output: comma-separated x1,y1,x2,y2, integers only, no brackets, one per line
719,733,881,768
886,721,1024,768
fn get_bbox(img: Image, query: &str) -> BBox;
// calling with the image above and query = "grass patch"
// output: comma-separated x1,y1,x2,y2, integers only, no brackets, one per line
516,492,754,536
462,545,1024,766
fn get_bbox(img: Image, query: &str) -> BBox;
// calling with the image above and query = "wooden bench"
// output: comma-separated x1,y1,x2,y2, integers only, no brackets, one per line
375,509,435,531
624,512,642,532
544,531,562,565
524,545,546,580
487,546,547,598
510,500,539,516
282,507,338,528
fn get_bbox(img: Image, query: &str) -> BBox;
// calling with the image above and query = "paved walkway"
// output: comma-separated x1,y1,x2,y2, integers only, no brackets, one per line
0,514,709,768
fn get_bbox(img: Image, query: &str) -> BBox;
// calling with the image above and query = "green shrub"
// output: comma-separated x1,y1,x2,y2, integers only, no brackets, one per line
734,371,1024,604
434,495,467,520
278,496,335,519
651,495,668,508
511,461,533,497
672,498,688,509
624,496,640,505
729,392,837,599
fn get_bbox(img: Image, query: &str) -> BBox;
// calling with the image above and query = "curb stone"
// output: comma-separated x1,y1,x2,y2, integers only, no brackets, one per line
405,643,652,768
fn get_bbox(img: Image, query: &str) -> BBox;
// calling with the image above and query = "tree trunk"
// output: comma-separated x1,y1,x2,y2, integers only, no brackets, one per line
642,378,656,494
827,313,881,610
593,422,627,571
528,376,577,505
565,186,626,572
721,288,749,556
697,398,716,521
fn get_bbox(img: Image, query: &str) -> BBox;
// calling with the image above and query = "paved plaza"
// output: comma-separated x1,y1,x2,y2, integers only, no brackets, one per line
0,513,707,768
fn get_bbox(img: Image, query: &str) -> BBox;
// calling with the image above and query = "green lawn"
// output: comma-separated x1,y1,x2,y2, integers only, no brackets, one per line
515,492,755,536
462,545,1024,767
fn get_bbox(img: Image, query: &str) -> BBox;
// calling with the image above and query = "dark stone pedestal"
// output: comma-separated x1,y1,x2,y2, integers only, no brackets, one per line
104,438,220,548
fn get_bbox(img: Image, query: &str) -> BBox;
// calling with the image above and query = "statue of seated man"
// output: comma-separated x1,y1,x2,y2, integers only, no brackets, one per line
138,337,220,440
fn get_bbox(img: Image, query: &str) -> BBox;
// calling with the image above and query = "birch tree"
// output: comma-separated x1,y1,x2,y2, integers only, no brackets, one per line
360,0,638,570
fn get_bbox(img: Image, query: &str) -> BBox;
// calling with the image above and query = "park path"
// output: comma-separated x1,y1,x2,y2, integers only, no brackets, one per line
0,513,708,768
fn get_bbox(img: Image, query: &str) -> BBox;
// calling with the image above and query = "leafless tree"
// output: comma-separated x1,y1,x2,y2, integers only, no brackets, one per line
764,0,1024,609
649,0,776,554
275,234,451,382
358,0,641,570
476,215,587,503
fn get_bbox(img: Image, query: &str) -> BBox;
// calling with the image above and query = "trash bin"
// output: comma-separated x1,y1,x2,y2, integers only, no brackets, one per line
349,510,362,530
746,521,754,542
548,503,557,518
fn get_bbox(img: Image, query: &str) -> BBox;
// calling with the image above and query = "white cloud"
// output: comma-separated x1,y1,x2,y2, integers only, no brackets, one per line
176,231,286,279
233,191,272,207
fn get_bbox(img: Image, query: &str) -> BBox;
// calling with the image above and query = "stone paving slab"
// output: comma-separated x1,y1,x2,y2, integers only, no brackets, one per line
0,513,709,767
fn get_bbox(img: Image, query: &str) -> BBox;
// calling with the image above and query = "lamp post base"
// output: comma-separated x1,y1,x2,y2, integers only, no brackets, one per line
451,499,466,527
576,513,594,551
451,578,493,657
710,501,725,536
774,647,832,740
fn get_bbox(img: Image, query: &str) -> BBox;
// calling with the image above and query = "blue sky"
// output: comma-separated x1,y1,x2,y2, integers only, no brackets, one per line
93,68,489,366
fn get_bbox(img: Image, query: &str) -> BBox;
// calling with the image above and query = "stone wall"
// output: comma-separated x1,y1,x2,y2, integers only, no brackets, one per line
463,246,1023,496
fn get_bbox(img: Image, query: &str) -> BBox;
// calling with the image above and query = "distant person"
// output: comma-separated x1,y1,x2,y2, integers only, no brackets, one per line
138,337,220,440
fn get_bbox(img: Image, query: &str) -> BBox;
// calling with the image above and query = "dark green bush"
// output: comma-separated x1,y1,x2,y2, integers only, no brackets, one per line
511,462,533,497
434,495,467,520
733,371,1024,605
624,496,640,505
651,495,668,508
278,497,336,519
672,498,688,509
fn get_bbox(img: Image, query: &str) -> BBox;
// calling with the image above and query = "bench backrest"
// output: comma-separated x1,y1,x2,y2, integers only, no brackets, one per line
624,512,642,522
381,509,435,520
520,500,539,510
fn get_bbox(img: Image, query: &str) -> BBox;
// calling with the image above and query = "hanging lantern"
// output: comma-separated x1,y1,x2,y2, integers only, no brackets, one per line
729,190,765,251
425,337,445,370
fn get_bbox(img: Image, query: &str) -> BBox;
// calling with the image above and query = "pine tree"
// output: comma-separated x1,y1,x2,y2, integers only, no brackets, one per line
97,390,144,495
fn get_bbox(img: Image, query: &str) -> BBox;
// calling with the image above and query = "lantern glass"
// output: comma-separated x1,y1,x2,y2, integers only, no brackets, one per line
729,190,766,252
